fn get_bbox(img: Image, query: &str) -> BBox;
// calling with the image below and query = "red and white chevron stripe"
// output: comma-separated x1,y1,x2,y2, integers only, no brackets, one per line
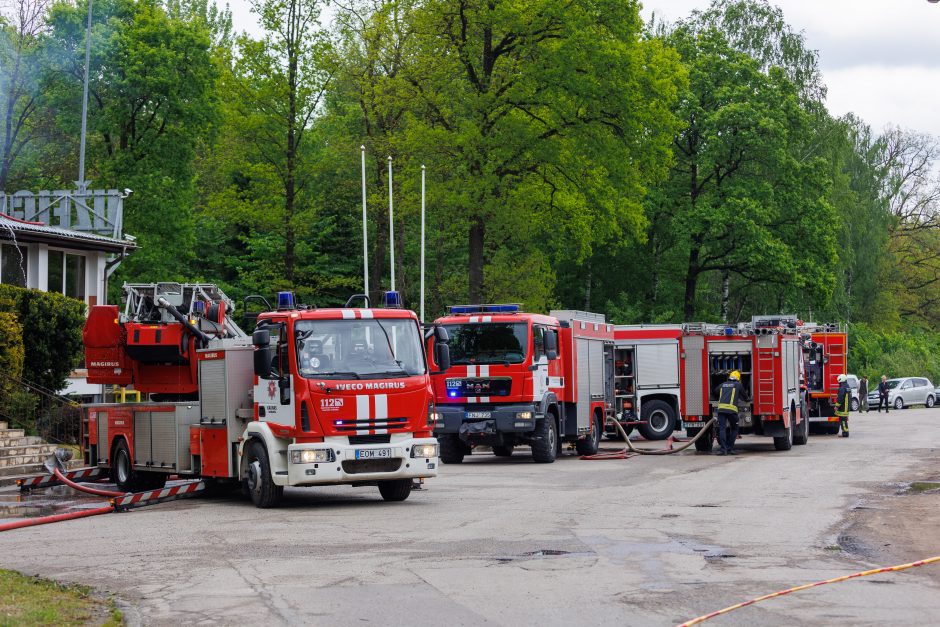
112,481,205,509
17,467,104,489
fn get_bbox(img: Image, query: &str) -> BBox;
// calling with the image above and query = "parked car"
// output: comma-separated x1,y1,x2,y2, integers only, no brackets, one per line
845,374,860,411
867,377,936,410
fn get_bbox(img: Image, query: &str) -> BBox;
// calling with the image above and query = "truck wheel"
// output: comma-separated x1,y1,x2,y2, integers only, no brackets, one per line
825,423,841,436
690,426,714,452
637,400,676,441
378,479,412,502
793,405,809,446
111,440,139,492
531,415,558,463
138,472,168,491
245,440,283,508
773,418,794,451
575,413,602,456
439,435,466,464
492,446,513,457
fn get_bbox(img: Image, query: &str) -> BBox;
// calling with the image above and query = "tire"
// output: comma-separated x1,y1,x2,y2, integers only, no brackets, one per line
773,417,794,451
245,440,283,508
137,472,168,491
439,435,466,464
691,426,714,452
575,413,602,456
926,395,935,409
793,405,809,446
850,398,860,412
378,479,412,502
825,423,841,436
111,440,143,492
894,397,904,410
531,415,558,463
637,400,676,441
492,445,513,457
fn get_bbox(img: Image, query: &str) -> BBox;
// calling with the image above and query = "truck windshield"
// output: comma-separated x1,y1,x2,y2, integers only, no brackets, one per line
294,318,426,379
444,323,527,365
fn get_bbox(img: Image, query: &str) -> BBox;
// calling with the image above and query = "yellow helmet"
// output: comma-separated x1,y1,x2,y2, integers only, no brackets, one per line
729,370,741,381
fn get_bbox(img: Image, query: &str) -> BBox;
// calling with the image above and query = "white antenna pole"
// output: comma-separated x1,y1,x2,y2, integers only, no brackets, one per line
420,165,426,323
361,145,369,299
388,156,395,291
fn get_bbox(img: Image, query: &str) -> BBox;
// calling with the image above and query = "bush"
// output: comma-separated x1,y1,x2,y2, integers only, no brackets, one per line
848,323,940,384
0,285,86,393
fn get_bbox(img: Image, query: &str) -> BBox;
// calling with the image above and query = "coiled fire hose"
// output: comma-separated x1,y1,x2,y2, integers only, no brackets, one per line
678,554,940,626
582,416,717,459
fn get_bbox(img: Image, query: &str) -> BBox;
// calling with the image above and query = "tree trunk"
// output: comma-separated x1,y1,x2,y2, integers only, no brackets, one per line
468,216,485,302
584,261,592,310
720,271,730,321
684,238,701,320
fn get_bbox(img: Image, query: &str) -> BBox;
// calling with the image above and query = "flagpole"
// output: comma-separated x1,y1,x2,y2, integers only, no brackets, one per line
388,156,395,291
420,165,426,323
361,146,369,299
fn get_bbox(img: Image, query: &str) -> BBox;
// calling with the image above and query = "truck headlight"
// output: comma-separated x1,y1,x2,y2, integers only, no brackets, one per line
290,449,334,464
411,443,439,458
516,411,532,420
427,403,442,427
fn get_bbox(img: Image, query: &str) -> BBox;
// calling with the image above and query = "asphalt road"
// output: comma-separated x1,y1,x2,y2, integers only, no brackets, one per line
2,409,939,626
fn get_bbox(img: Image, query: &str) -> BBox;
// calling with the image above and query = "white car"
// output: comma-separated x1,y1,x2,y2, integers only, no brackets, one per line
845,374,860,411
867,377,936,410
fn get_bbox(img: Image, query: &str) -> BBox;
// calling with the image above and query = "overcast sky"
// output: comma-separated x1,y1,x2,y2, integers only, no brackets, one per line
228,0,940,138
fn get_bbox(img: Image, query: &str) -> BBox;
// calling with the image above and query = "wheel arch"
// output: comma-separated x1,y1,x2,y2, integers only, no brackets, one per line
239,423,289,481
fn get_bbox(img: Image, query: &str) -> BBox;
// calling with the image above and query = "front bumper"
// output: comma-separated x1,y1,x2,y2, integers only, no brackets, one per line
433,403,539,436
284,435,438,486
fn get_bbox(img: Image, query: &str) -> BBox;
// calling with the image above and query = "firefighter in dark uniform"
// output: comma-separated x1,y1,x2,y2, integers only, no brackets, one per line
714,370,748,455
836,373,850,437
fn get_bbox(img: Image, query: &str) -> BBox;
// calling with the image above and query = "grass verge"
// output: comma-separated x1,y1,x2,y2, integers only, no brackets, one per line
0,569,122,626
908,482,940,493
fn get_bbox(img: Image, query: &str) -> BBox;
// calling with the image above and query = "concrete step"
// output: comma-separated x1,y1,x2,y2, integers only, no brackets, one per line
0,436,45,448
0,428,26,439
0,450,59,469
0,459,86,486
0,443,58,459
0,421,7,430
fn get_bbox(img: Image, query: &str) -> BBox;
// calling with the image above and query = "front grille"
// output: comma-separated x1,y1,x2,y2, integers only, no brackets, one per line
341,458,403,474
334,417,408,432
348,434,391,445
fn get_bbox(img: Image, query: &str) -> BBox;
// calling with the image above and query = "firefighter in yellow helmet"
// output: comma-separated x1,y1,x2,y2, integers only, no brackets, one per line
835,373,850,437
713,370,749,455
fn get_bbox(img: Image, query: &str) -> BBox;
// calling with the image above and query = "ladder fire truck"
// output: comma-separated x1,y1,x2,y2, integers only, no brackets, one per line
799,322,848,435
609,325,683,441
680,316,809,452
82,282,448,508
428,305,614,463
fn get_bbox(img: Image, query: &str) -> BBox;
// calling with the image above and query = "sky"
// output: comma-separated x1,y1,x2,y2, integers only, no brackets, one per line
228,0,940,138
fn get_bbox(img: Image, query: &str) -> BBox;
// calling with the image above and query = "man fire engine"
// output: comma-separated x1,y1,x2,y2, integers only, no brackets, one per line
429,305,614,463
82,282,448,508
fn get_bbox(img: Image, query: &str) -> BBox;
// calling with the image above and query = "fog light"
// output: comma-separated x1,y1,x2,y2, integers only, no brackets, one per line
516,411,532,420
290,449,333,464
411,443,439,458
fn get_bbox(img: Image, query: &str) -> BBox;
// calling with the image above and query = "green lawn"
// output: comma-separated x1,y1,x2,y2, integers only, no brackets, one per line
0,570,121,626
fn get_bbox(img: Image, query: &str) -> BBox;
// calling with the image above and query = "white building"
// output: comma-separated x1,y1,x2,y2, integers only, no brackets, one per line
1,189,135,398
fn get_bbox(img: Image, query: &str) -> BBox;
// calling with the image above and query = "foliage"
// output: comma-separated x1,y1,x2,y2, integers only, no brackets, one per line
0,569,122,626
0,284,85,392
0,311,27,421
849,323,940,385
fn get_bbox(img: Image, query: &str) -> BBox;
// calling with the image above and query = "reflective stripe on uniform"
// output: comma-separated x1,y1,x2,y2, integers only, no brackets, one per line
718,386,738,412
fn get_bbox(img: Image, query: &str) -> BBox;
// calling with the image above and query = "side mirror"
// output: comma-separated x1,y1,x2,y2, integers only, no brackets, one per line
252,329,273,378
434,326,450,342
435,342,451,372
544,330,558,361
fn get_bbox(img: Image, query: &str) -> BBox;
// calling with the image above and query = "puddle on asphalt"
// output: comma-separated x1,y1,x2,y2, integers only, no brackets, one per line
0,484,111,523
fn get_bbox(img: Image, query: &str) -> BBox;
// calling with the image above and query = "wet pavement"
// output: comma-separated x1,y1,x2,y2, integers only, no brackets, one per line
0,483,112,523
0,410,939,626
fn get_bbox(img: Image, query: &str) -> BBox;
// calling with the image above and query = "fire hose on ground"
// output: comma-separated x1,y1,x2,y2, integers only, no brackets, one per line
678,554,940,626
581,416,717,459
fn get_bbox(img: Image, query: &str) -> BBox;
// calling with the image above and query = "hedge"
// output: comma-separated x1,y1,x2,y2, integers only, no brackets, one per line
0,285,86,393
848,323,940,385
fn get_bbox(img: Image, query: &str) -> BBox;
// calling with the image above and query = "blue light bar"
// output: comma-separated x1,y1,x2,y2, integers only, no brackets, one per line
383,290,402,308
277,291,295,310
724,327,734,336
192,300,205,314
448,304,520,315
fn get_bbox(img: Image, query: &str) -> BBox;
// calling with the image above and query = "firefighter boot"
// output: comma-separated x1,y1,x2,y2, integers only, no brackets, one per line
840,417,850,438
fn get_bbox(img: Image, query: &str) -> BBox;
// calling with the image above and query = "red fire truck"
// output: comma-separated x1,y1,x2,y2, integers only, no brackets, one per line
82,282,448,508
609,325,683,441
429,306,614,463
800,322,848,435
680,316,809,452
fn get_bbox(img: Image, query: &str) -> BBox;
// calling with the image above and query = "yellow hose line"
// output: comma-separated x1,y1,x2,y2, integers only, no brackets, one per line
678,555,940,626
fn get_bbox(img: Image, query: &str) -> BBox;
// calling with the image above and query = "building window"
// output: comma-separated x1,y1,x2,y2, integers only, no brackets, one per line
47,249,86,300
0,243,28,287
